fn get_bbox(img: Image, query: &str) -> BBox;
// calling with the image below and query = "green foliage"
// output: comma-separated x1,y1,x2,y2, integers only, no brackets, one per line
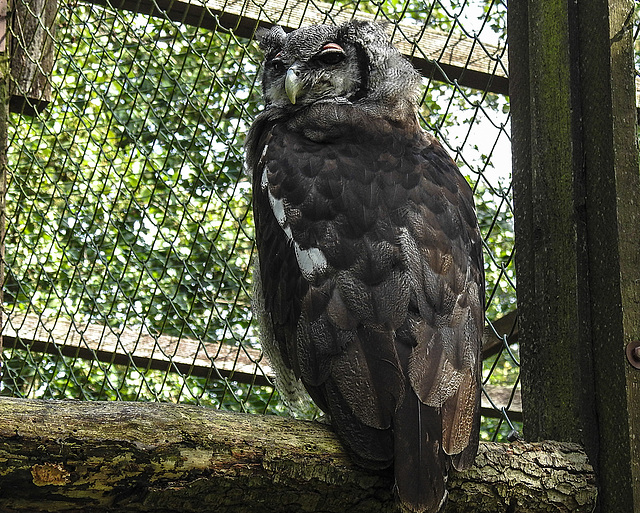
8,7,259,339
5,3,263,405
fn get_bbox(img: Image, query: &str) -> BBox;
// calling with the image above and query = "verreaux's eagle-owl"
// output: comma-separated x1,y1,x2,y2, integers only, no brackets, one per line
245,21,484,513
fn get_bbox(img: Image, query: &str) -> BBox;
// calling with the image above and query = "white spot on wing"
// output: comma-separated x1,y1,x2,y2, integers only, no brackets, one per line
262,164,328,280
438,489,449,510
269,191,287,227
294,243,328,280
262,166,288,227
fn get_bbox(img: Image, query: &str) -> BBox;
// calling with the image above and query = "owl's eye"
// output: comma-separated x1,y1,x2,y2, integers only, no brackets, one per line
316,43,345,66
268,52,286,73
271,60,286,72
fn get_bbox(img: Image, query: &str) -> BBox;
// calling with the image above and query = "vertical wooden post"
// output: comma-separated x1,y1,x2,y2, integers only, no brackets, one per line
509,0,599,452
579,1,640,509
10,0,57,114
0,0,7,356
509,0,640,511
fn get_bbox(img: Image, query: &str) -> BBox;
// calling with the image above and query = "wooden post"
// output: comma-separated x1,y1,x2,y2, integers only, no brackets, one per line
509,0,640,511
10,0,57,114
0,0,8,355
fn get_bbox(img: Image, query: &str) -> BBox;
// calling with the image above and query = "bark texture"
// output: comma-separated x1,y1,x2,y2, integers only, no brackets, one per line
0,397,596,512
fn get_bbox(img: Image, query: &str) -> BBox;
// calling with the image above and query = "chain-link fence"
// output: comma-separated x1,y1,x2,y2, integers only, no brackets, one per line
3,0,519,441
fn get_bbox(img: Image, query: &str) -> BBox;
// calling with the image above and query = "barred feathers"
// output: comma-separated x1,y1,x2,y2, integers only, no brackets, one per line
247,21,484,513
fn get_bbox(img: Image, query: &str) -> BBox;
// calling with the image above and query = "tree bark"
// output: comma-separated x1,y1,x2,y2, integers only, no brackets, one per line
0,397,595,512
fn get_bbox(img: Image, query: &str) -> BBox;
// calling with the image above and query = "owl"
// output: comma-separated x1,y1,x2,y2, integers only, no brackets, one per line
245,21,484,513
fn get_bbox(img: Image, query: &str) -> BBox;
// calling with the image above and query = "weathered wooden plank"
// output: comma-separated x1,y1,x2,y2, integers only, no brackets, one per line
2,311,273,386
9,0,640,106
2,311,522,416
579,0,640,509
511,0,599,447
482,384,522,423
510,0,640,510
10,0,57,113
85,0,509,94
0,397,597,512
0,0,7,352
482,308,518,359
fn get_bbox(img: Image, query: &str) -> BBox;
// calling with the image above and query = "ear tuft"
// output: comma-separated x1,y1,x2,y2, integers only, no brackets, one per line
255,25,287,55
339,20,390,44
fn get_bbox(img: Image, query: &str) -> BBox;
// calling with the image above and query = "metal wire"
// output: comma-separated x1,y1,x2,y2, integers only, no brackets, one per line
3,0,519,441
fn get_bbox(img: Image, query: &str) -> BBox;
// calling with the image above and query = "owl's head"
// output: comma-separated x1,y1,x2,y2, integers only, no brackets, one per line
255,21,421,117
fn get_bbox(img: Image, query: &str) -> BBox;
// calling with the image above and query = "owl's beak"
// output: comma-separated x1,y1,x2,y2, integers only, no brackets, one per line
285,68,303,105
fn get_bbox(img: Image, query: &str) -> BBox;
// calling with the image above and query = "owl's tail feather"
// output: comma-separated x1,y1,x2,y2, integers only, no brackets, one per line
322,378,395,469
393,391,448,513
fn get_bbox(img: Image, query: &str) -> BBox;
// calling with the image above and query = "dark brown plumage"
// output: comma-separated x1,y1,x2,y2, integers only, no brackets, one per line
246,21,484,513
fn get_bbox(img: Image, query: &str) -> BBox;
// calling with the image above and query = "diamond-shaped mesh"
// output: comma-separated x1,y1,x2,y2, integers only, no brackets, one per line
3,0,519,441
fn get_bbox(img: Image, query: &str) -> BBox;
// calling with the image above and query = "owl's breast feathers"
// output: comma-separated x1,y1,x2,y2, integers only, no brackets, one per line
250,105,483,513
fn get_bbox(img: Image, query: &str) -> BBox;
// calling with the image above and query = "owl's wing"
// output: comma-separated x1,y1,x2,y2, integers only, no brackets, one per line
402,131,484,466
252,112,483,512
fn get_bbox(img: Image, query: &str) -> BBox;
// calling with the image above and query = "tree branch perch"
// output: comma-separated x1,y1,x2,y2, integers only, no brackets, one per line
0,397,595,512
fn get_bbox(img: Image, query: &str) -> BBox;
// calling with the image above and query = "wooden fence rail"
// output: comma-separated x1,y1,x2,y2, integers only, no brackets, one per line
2,311,522,420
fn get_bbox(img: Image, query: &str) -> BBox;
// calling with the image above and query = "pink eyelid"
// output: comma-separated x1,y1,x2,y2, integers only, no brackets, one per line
321,43,343,52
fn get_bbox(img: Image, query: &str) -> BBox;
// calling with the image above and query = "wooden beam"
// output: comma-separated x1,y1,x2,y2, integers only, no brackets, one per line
2,311,522,418
86,0,509,94
509,0,640,510
9,0,640,111
511,0,597,445
0,397,596,512
482,308,518,359
579,0,640,508
482,384,522,423
10,0,57,114
2,312,273,386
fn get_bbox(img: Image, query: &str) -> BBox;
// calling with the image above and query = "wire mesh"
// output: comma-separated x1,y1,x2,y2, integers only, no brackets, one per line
635,3,640,117
3,0,519,441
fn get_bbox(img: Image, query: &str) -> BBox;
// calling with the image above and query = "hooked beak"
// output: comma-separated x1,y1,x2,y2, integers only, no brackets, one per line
285,68,303,105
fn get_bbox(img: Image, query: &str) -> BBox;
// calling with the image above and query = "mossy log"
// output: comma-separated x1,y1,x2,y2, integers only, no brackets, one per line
0,397,596,512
